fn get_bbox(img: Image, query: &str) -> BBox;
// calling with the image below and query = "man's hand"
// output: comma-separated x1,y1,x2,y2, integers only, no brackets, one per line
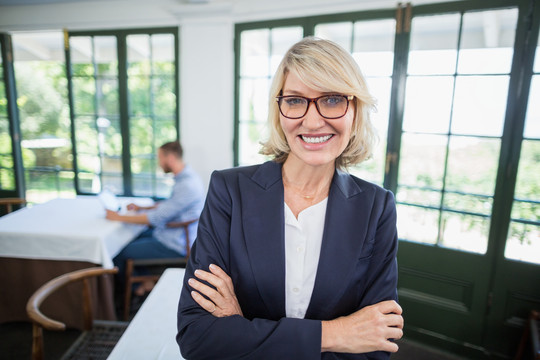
105,209,121,221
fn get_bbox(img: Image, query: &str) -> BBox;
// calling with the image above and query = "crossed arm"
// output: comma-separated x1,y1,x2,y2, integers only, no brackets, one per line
188,264,403,354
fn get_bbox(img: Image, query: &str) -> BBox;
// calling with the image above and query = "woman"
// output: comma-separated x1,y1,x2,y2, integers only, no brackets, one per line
177,37,403,359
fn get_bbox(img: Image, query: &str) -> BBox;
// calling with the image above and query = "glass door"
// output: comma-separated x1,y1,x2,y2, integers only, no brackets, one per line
395,6,520,354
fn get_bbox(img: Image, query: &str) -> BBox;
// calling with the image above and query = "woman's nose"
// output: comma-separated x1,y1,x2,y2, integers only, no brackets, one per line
302,102,325,129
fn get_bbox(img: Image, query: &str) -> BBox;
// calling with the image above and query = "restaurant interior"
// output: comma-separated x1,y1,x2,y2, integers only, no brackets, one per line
0,0,539,359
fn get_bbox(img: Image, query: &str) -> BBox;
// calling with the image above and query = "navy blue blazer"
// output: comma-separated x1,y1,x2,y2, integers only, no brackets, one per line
177,161,399,360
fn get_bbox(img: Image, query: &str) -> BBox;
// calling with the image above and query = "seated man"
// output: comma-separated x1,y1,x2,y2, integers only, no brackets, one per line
106,140,205,295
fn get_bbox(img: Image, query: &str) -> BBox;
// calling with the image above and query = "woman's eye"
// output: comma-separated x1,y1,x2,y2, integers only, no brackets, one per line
285,97,305,106
322,96,345,106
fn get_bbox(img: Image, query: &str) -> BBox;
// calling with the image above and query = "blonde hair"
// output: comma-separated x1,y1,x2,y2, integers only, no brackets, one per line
260,37,377,170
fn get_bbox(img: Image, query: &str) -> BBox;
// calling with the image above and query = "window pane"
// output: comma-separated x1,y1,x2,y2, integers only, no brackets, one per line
94,36,117,76
153,77,175,117
524,75,540,139
397,204,439,245
239,78,270,123
270,27,303,74
130,117,153,156
129,76,150,116
445,136,500,196
70,37,93,65
458,9,518,75
451,76,509,137
351,77,391,184
314,22,353,51
397,133,447,189
353,19,395,77
240,29,269,77
505,222,540,264
396,187,441,208
127,34,151,76
440,212,489,254
443,192,493,216
72,77,96,114
403,76,454,134
96,78,119,116
152,33,175,66
153,118,176,147
508,139,540,264
238,122,268,166
0,56,15,190
75,116,98,154
13,31,75,203
408,13,460,75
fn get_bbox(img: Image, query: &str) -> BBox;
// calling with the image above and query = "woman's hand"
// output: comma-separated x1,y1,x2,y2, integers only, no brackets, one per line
188,264,243,318
321,300,403,354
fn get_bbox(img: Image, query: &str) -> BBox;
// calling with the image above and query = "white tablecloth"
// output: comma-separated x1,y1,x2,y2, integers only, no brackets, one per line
0,196,151,268
108,268,186,360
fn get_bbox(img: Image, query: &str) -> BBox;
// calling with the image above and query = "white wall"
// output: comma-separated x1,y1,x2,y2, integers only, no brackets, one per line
179,18,234,187
0,0,451,186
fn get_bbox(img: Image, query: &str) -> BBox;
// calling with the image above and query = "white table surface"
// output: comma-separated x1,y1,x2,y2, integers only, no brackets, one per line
0,196,151,268
108,268,186,360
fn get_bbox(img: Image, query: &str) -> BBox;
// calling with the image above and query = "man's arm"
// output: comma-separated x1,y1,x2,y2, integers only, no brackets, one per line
106,209,150,225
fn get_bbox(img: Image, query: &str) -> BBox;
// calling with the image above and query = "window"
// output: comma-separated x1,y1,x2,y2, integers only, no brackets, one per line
396,8,518,254
236,26,303,166
315,19,395,185
0,38,15,192
505,32,540,264
12,31,75,204
68,28,179,198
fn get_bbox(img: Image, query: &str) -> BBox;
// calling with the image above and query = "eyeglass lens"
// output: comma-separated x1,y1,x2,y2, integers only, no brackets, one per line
278,95,349,119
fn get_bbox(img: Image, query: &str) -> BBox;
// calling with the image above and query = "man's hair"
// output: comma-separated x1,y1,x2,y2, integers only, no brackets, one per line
159,141,183,159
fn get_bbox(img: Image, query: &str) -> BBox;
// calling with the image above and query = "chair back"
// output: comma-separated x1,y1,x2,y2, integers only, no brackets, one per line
166,218,198,258
26,267,118,360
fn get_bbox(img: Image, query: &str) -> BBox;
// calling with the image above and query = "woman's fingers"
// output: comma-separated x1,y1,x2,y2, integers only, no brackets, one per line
190,290,216,313
188,265,244,318
208,264,235,295
385,313,404,329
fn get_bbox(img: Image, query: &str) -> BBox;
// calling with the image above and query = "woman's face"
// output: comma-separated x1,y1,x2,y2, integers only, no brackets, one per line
279,72,355,169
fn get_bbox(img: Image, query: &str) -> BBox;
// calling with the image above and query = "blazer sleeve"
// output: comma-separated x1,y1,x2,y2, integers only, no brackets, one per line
360,189,399,360
176,170,322,360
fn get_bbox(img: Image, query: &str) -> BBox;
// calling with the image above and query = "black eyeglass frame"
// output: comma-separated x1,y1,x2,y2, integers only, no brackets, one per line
275,94,354,119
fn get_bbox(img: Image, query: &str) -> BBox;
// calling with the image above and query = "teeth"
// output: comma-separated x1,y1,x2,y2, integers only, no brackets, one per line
301,135,332,144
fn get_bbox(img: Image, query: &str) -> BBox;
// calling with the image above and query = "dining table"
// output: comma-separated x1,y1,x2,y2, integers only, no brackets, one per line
108,268,186,359
0,196,152,327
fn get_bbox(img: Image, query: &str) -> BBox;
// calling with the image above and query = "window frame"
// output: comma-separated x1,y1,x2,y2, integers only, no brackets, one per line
66,27,180,198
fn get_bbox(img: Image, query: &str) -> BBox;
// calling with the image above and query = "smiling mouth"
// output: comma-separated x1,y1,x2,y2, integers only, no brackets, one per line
300,134,333,144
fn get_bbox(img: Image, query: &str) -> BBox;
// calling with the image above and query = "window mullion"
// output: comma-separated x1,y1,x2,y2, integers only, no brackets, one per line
384,4,410,193
117,34,132,196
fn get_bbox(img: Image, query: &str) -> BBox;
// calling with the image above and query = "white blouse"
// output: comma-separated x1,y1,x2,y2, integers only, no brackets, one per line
284,198,328,319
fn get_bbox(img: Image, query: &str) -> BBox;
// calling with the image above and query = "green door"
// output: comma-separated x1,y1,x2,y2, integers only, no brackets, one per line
394,3,540,358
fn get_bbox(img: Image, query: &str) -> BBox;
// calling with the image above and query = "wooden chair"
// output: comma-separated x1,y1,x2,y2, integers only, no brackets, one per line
26,267,128,360
515,310,540,360
123,218,198,320
0,197,26,214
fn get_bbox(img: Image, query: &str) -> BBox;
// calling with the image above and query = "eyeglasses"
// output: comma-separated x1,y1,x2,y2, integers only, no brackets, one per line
276,94,354,119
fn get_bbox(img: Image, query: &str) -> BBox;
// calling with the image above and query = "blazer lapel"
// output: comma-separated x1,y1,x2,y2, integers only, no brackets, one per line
305,170,373,319
239,162,286,319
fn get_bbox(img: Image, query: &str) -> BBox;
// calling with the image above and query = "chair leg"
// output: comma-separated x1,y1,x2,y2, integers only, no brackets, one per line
31,323,44,360
124,259,134,321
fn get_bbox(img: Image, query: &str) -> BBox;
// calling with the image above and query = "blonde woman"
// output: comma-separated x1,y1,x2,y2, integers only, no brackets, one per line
177,37,403,359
